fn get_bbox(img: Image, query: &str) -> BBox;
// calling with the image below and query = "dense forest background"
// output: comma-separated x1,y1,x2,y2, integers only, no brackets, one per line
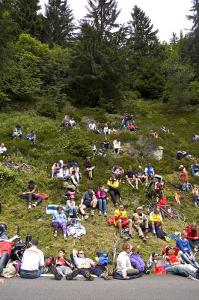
0,0,199,113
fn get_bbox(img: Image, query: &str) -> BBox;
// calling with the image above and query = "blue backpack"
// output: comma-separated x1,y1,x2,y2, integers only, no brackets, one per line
96,250,110,266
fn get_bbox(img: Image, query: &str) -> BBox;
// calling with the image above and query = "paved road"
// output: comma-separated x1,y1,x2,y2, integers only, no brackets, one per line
0,275,199,300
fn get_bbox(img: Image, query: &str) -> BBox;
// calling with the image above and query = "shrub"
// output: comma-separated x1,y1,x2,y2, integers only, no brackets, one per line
36,97,59,119
0,165,19,185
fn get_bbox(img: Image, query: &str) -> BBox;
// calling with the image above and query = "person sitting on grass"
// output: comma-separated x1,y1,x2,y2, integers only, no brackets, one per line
144,164,155,182
69,165,80,187
79,188,98,219
192,185,199,207
130,244,146,273
113,139,121,155
88,120,97,132
95,186,108,217
26,131,36,144
19,180,42,209
114,204,133,238
0,224,19,275
107,176,121,206
0,143,7,157
49,249,75,280
176,230,199,269
112,165,124,181
64,249,111,280
52,206,68,240
185,223,199,252
163,245,199,281
20,239,45,279
115,242,139,279
132,207,149,242
83,157,95,180
65,188,78,219
125,165,142,190
12,125,22,139
148,207,164,237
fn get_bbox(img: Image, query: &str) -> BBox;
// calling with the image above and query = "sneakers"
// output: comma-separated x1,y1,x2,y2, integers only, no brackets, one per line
100,272,112,280
65,269,80,280
63,235,67,240
187,275,199,281
98,211,102,216
28,204,32,209
84,271,94,281
48,264,62,280
84,214,89,220
32,203,37,208
196,269,199,280
91,210,95,216
104,212,107,217
53,231,58,238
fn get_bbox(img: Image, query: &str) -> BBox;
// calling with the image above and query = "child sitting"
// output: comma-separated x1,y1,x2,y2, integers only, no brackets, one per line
65,188,78,219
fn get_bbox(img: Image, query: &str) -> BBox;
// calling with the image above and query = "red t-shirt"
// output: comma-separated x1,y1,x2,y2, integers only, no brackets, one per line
56,257,66,266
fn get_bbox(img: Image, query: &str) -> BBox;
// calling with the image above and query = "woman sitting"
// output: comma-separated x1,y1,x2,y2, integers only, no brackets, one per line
95,186,108,216
114,242,139,279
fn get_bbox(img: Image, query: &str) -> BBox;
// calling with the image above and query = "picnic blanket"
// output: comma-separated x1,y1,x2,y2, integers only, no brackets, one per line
46,205,86,238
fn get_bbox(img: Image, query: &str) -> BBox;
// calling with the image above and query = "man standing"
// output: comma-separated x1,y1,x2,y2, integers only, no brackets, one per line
20,239,45,279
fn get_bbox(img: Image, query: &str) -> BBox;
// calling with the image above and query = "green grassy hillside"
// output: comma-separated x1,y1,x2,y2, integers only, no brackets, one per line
0,100,199,262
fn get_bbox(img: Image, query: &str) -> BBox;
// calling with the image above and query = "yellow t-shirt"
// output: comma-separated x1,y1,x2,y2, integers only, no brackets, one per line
149,213,162,223
107,179,119,189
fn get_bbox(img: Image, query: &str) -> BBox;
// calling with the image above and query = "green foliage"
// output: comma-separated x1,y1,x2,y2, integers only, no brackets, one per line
67,130,92,158
44,0,74,47
127,5,165,99
12,0,43,38
0,165,19,185
190,81,199,104
162,52,194,106
36,96,59,118
0,102,199,259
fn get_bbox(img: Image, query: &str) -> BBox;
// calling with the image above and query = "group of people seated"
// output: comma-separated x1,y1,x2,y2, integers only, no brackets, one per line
51,160,81,186
60,116,76,128
108,204,169,243
1,223,199,281
12,126,36,144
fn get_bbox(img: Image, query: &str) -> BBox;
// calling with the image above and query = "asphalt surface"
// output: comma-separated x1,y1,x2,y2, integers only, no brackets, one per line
0,275,199,300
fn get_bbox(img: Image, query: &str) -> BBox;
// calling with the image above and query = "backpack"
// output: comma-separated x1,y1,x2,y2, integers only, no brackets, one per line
96,250,110,266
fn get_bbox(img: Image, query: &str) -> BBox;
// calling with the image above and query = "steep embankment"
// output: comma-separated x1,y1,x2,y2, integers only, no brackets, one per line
0,100,198,261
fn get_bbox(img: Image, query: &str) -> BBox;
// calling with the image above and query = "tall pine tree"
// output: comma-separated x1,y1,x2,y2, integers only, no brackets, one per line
127,5,165,99
86,0,120,44
12,0,42,38
44,0,74,47
69,0,127,110
186,0,199,79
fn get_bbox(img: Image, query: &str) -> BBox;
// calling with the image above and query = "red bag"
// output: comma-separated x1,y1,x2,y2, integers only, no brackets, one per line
0,241,14,257
107,217,115,225
154,265,166,275
37,193,48,200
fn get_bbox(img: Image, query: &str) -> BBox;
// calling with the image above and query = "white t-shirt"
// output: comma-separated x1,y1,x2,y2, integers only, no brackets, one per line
116,251,132,277
113,140,121,150
89,123,96,131
21,246,44,271
0,146,7,154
